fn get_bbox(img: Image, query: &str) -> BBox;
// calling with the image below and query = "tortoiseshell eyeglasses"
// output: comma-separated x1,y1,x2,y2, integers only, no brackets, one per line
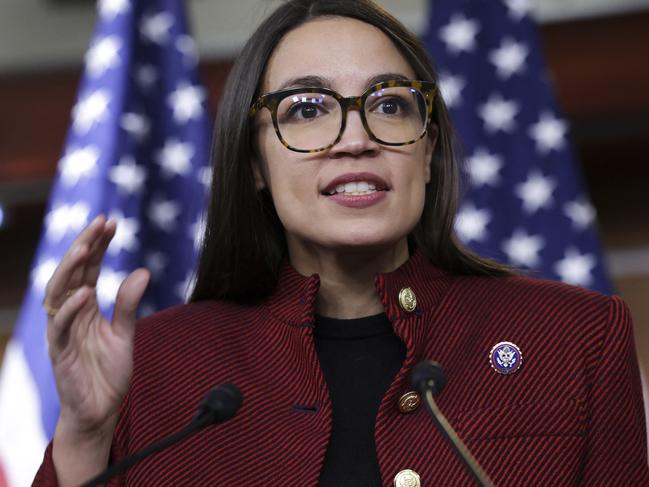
249,79,437,153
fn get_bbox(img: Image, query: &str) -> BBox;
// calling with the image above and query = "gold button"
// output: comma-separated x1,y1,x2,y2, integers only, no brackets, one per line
394,469,421,487
397,391,421,413
398,287,417,312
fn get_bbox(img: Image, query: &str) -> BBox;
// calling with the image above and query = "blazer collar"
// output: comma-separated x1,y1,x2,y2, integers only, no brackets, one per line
264,248,451,327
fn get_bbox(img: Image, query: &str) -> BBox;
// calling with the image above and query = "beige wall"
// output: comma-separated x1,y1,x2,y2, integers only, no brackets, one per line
617,276,649,377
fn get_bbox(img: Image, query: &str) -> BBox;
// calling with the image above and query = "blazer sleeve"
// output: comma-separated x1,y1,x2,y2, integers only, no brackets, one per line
32,442,57,486
32,440,126,486
582,295,649,484
32,398,130,486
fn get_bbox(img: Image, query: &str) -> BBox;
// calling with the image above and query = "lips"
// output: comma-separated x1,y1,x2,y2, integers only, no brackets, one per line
321,172,390,195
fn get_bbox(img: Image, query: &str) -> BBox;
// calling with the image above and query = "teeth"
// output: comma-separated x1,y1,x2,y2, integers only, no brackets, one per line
328,181,381,195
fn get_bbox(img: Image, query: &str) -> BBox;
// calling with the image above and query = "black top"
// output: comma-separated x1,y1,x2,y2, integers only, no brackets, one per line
314,313,406,486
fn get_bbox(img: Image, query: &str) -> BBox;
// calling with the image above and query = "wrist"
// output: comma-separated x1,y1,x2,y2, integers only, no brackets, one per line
52,416,116,487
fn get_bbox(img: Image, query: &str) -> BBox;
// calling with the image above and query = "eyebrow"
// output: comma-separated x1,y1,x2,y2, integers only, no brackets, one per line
275,72,411,92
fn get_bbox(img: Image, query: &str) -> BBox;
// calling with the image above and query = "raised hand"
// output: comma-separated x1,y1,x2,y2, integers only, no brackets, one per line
43,215,149,485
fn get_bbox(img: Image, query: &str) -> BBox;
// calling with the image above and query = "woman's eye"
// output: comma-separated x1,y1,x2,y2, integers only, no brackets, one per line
378,99,399,114
287,102,322,121
371,97,409,116
299,104,318,118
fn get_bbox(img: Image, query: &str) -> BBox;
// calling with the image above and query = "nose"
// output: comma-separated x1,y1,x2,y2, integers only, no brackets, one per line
328,109,380,159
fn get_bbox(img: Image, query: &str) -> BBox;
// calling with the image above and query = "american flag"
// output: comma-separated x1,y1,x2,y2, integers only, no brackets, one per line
424,0,613,294
0,0,211,484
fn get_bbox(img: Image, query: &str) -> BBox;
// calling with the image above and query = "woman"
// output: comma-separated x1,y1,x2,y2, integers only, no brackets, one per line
35,0,648,485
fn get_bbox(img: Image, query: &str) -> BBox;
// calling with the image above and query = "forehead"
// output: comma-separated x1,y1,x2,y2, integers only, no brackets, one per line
261,16,417,94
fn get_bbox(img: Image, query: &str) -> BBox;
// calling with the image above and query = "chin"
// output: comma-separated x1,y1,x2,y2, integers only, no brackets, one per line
319,228,407,252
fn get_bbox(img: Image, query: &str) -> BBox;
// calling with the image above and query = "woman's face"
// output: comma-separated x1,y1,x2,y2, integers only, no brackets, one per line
254,16,435,256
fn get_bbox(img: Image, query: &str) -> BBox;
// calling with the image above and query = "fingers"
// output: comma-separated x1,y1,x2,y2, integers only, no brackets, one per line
45,216,108,311
82,219,117,285
112,269,150,338
47,286,91,356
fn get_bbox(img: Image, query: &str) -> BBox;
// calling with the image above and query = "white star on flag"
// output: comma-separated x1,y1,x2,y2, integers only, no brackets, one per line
503,0,534,21
515,170,556,213
31,258,58,292
108,156,147,194
72,90,111,134
121,112,150,141
168,83,206,124
148,199,181,232
478,94,519,133
96,268,127,308
439,14,480,54
465,147,503,187
157,138,194,177
140,12,174,45
85,36,122,78
564,199,596,230
135,64,158,89
198,166,212,188
529,112,567,154
502,229,545,267
554,248,596,287
98,0,130,21
45,203,91,243
455,204,491,243
175,35,199,66
489,38,528,79
438,72,465,108
107,212,140,254
59,146,100,186
145,252,167,280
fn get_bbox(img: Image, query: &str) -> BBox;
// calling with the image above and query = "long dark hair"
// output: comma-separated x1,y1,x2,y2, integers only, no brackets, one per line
191,0,511,303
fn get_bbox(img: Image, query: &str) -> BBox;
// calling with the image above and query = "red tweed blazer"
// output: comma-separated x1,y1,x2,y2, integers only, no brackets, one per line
35,250,649,486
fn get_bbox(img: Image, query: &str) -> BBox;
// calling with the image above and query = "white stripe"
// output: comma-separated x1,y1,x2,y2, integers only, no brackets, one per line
0,340,49,487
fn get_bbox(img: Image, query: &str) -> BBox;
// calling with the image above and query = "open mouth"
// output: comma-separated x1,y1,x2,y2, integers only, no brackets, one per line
323,181,389,196
321,173,390,197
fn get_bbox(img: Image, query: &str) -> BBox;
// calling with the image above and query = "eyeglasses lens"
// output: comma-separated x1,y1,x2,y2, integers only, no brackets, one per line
277,93,341,151
365,87,428,144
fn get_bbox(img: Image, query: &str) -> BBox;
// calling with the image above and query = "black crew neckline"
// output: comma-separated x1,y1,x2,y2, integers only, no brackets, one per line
314,313,392,339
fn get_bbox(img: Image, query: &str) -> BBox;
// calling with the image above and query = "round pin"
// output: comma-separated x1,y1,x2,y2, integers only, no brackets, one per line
398,287,417,312
489,341,522,375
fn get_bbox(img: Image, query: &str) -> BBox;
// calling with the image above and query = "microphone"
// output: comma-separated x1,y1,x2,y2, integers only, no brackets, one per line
412,362,494,487
82,384,242,487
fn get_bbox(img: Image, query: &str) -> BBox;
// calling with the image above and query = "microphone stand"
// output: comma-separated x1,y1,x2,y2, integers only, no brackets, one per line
420,387,494,487
81,414,212,487
81,384,242,487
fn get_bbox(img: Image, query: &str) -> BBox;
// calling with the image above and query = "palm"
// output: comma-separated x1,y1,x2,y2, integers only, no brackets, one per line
45,217,149,434
51,299,132,428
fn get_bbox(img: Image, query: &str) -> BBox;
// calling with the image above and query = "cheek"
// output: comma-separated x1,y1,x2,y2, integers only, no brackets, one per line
402,145,432,196
256,141,316,230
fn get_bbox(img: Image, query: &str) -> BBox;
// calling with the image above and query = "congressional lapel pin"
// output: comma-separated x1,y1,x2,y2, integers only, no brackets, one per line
489,341,522,375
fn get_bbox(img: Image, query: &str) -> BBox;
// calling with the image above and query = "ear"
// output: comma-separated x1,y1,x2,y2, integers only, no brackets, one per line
252,160,267,191
423,124,438,184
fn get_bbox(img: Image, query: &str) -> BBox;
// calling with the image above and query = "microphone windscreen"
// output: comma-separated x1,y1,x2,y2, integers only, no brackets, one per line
411,361,446,396
198,384,242,423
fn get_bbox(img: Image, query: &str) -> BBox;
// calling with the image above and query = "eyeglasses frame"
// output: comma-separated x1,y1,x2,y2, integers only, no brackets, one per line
249,79,437,153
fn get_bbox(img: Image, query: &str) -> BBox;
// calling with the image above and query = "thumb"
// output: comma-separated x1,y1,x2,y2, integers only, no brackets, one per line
112,268,150,337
